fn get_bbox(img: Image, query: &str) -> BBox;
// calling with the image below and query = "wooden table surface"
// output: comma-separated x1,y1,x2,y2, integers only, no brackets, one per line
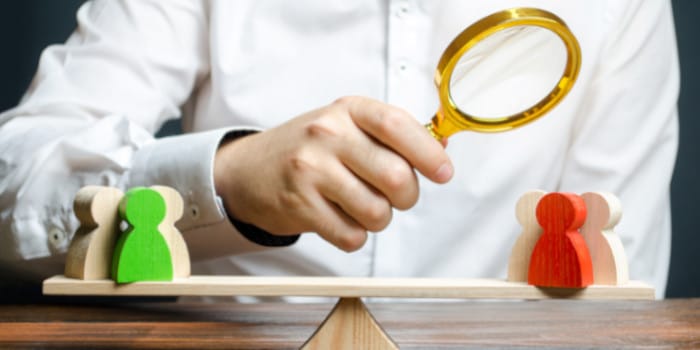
0,299,698,349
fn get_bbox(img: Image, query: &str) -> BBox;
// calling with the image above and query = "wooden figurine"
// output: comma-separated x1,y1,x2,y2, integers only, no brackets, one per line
507,190,546,282
528,192,593,288
580,192,629,285
111,187,174,283
152,186,190,278
65,186,124,280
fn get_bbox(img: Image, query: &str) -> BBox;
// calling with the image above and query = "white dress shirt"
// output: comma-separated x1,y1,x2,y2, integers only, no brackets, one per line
0,0,678,298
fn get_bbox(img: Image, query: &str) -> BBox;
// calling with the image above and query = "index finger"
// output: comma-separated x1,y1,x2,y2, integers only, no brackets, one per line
337,96,454,184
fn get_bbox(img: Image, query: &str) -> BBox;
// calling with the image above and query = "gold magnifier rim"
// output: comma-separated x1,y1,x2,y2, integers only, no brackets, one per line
431,7,581,137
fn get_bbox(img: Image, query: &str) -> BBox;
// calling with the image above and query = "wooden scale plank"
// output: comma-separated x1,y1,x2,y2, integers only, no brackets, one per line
43,275,655,300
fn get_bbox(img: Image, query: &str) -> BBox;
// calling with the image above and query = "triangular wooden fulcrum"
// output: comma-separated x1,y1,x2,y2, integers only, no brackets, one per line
301,297,398,350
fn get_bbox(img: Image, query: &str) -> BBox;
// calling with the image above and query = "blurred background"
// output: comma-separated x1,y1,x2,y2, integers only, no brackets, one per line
0,1,697,297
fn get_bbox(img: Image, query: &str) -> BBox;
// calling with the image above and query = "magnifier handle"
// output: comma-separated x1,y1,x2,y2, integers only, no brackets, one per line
426,112,459,142
425,122,443,141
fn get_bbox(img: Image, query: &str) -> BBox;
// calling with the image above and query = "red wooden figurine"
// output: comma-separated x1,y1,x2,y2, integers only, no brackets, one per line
528,192,593,288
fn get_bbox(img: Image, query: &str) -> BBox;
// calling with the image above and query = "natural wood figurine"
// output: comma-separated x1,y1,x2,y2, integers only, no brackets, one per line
152,186,190,278
581,192,629,285
64,186,124,280
528,192,593,288
111,187,174,283
507,190,546,282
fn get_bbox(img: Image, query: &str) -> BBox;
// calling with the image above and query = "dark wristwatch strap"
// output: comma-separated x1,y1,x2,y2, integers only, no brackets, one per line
228,214,301,247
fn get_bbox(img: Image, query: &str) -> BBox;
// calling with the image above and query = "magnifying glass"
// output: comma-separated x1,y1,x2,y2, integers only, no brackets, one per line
426,8,581,140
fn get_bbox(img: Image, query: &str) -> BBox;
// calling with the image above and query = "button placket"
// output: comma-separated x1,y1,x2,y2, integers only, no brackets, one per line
377,0,425,278
386,0,428,105
387,0,436,116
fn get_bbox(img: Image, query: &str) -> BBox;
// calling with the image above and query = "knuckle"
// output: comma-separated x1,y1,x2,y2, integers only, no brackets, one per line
360,200,392,231
332,96,356,107
286,148,316,174
281,151,317,197
377,163,418,210
277,190,307,211
305,117,339,139
380,162,414,193
304,113,350,142
394,190,419,210
374,109,407,136
337,230,368,252
314,219,335,239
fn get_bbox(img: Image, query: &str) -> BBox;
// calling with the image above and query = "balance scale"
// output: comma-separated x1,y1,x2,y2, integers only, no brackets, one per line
43,275,654,349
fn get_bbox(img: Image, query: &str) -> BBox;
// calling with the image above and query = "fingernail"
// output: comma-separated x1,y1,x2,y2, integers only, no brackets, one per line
435,162,453,182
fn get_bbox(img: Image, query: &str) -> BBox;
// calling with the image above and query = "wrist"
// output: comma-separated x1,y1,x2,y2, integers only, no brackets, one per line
214,130,300,247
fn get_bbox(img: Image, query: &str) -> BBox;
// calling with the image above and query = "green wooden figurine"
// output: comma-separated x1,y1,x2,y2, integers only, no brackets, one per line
112,187,173,283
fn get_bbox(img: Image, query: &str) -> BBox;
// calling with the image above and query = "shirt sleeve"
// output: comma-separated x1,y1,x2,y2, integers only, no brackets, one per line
560,0,679,298
0,0,269,281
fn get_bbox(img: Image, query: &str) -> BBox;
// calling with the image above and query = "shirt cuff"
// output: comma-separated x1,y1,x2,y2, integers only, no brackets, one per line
127,127,296,262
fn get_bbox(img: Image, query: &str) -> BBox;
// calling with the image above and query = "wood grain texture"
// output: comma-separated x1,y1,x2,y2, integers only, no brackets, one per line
43,275,655,300
64,186,124,280
1,300,698,349
302,298,398,350
508,190,546,282
529,192,593,288
581,191,629,285
152,186,191,278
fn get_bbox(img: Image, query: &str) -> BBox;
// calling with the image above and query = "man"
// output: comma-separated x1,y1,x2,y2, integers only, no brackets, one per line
0,0,678,298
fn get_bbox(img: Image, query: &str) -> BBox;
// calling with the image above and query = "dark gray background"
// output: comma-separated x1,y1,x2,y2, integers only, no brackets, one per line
0,1,697,297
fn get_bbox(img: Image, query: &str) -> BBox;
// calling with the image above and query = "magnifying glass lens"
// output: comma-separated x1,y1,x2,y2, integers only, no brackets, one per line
449,26,567,119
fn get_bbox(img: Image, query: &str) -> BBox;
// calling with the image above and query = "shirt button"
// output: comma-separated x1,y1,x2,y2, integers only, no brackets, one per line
189,204,200,220
395,0,410,18
395,59,410,74
48,227,67,249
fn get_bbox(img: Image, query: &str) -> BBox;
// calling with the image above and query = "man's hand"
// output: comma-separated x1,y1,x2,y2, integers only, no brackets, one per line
214,96,453,252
